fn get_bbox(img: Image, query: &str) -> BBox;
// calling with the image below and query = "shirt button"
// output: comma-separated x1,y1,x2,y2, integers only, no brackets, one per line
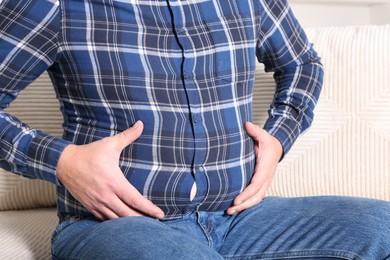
193,115,199,123
195,166,203,172
176,27,186,35
183,73,189,80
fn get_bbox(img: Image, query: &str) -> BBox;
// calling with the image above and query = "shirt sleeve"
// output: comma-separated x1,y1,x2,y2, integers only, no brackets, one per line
0,0,71,184
256,0,324,157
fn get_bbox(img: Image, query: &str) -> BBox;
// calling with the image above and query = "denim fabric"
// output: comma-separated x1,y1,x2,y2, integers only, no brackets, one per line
52,196,390,260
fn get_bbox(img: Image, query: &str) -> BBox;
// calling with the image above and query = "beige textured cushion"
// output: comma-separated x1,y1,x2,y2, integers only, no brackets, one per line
253,25,390,200
0,74,63,210
0,208,58,259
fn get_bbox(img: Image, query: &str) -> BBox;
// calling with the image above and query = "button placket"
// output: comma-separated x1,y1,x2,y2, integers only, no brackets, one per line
169,7,209,209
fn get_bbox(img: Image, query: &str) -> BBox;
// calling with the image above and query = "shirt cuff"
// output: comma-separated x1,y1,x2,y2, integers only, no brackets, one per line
26,131,72,185
263,116,301,160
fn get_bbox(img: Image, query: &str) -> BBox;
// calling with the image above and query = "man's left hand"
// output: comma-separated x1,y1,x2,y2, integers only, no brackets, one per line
226,122,283,215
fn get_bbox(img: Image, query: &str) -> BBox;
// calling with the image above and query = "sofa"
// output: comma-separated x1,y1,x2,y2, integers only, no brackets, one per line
0,24,389,259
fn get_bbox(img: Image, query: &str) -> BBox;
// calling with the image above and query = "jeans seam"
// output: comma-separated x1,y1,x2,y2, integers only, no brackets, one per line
196,211,214,248
222,249,363,260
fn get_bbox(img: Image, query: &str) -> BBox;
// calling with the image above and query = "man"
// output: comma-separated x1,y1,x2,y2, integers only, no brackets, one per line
1,0,389,259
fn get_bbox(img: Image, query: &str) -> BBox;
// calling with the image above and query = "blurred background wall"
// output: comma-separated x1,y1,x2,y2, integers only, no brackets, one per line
289,0,390,27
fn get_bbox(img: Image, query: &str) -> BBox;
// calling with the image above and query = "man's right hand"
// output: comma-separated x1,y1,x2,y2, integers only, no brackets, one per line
56,121,165,221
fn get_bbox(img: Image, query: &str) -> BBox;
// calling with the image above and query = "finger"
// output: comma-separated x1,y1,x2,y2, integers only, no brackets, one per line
79,190,120,221
227,176,273,214
117,181,165,219
233,165,275,207
227,194,262,215
97,208,120,221
80,186,149,220
111,120,144,151
245,121,283,161
114,204,146,218
229,152,275,212
232,159,269,206
232,182,262,206
88,188,147,220
90,211,106,221
244,121,262,141
226,181,270,215
106,196,146,219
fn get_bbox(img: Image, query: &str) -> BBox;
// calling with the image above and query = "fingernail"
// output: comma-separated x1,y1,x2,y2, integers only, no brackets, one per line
133,121,141,129
156,213,164,219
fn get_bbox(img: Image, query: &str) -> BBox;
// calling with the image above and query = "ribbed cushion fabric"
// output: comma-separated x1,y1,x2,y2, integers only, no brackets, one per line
0,208,58,259
0,73,62,210
254,25,390,200
0,172,56,210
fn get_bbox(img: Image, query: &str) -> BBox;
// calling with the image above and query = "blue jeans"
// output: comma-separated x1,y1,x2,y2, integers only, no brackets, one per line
51,196,390,259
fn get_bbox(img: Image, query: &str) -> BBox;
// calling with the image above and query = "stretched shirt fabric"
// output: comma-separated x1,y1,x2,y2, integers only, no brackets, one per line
0,0,323,220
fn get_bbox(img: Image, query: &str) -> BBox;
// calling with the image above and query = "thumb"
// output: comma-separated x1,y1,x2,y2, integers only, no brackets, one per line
244,122,261,141
111,120,144,151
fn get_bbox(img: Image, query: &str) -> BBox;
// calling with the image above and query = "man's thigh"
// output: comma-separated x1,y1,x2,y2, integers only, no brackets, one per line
219,196,390,260
51,216,223,260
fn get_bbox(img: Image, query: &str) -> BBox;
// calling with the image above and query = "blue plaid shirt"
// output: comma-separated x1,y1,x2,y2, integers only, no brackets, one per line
0,0,323,219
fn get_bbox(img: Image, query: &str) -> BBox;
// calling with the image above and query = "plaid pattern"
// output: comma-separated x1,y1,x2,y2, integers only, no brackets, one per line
0,0,323,219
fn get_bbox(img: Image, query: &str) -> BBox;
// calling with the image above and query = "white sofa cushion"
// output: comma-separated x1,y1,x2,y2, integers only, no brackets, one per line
254,25,390,200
